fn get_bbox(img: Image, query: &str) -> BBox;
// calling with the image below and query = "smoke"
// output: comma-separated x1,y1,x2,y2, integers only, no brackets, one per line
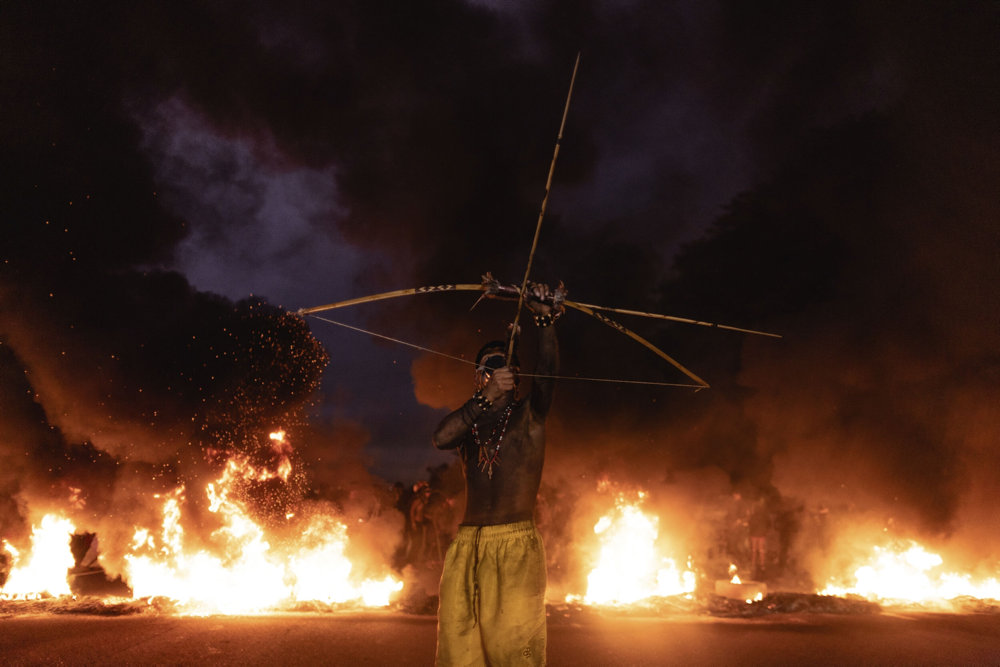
0,271,330,567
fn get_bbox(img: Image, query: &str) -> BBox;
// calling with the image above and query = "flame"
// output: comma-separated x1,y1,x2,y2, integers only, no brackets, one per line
2,431,401,613
124,495,403,614
1,515,76,599
287,514,402,607
821,540,1000,604
570,490,696,605
123,436,401,614
269,430,294,481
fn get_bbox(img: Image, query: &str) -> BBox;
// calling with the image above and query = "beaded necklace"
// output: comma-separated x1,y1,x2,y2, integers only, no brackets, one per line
472,401,516,479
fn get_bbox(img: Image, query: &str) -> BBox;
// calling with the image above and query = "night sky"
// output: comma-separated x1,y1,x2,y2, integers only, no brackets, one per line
2,1,998,575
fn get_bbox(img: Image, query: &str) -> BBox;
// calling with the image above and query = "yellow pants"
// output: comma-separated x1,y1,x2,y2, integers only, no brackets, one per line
436,520,547,666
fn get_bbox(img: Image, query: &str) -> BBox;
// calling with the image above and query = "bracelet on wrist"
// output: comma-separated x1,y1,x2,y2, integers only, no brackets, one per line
472,389,493,411
533,312,560,327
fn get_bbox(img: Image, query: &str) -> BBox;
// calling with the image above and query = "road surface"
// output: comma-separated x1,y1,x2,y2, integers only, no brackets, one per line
2,608,1000,665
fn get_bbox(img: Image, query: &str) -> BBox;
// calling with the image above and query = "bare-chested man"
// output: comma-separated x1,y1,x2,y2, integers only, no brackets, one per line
432,282,560,666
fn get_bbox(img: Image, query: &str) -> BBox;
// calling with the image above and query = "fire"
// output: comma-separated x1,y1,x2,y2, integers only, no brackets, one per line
124,437,402,614
1,515,77,600
269,430,294,482
1,431,402,613
821,540,1000,605
287,515,402,607
570,489,696,605
123,480,285,614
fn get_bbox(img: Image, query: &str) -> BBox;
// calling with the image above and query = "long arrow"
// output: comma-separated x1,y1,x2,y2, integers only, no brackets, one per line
507,52,581,363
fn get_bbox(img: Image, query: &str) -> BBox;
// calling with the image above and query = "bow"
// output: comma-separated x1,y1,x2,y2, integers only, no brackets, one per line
297,273,781,390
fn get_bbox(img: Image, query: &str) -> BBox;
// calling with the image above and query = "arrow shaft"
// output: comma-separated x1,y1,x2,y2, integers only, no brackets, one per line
508,52,581,363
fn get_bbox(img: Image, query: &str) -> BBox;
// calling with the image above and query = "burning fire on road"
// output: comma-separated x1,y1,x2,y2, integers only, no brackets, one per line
1,431,402,615
565,485,696,606
820,541,1000,607
7,464,997,618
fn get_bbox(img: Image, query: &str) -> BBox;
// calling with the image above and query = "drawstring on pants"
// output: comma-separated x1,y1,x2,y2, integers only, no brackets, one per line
471,526,483,627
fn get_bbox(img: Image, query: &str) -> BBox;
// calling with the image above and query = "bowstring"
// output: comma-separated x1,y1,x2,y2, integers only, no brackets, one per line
306,313,704,389
307,314,473,367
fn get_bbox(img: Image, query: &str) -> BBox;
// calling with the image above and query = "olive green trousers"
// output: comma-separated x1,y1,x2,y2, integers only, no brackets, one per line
436,520,546,666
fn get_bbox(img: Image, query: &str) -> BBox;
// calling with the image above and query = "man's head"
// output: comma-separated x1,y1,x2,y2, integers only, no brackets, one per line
474,340,519,389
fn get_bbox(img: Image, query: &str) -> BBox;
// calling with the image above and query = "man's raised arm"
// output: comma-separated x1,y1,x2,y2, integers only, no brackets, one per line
526,281,562,418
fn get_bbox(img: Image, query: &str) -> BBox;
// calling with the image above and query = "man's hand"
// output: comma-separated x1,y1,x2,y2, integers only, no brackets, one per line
482,366,517,402
525,280,566,322
525,280,567,315
526,283,552,315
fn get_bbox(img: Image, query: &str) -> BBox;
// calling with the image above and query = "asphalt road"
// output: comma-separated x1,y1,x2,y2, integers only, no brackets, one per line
2,610,1000,666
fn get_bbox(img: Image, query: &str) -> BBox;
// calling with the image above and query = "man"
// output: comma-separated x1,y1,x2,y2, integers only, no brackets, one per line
432,281,561,666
